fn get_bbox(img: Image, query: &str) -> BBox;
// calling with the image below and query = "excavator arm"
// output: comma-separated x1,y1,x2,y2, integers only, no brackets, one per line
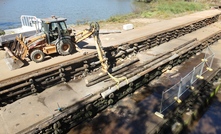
91,22,109,71
91,22,128,85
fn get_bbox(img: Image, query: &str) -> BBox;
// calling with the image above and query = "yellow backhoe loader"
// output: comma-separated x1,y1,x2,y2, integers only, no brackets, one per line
4,16,99,70
4,17,126,86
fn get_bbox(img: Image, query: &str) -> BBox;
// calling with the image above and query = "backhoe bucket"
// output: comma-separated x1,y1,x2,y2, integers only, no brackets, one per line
4,47,24,70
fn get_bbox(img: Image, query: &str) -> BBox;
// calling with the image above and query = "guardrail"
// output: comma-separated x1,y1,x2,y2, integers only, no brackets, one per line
20,15,41,32
155,46,214,118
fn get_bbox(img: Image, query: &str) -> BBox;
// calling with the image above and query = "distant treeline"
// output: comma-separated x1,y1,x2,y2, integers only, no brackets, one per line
136,0,152,3
136,0,200,2
0,29,5,35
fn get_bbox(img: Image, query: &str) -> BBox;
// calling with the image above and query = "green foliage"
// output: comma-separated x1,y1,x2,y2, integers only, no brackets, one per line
141,0,209,18
106,0,210,22
157,0,206,13
0,29,5,35
107,13,138,23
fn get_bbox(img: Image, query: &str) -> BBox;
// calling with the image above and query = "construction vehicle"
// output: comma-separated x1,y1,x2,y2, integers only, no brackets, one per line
4,16,100,70
4,15,126,88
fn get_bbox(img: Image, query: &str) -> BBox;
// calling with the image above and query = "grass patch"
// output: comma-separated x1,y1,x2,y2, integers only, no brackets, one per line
141,0,209,18
106,0,210,23
107,13,139,23
0,29,5,35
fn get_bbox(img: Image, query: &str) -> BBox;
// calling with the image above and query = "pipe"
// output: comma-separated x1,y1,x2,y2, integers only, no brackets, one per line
101,38,198,98
85,58,139,85
86,67,129,87
0,82,31,95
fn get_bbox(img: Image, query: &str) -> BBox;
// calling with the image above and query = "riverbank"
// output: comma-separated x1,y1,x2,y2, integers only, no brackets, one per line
0,0,216,32
71,0,217,33
105,0,212,22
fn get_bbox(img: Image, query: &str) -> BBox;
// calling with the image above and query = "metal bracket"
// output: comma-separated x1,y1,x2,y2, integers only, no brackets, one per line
174,97,182,103
155,112,164,119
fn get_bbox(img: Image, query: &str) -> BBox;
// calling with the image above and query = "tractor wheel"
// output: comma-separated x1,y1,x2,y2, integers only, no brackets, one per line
30,49,45,63
57,39,74,56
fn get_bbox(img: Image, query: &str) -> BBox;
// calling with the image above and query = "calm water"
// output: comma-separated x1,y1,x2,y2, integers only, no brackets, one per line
0,0,135,29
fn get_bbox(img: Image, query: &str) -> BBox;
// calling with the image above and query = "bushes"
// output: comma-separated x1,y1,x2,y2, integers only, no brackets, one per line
107,13,138,23
106,0,210,22
141,0,208,18
0,29,5,35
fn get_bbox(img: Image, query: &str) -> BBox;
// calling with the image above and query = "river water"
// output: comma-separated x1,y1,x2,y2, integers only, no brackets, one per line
0,0,136,30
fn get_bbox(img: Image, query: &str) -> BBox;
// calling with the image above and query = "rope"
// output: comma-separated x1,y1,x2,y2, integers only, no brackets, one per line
93,22,129,88
107,71,128,89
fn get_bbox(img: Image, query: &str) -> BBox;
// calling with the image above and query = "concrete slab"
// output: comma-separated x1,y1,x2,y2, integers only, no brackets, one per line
0,114,10,134
0,96,51,134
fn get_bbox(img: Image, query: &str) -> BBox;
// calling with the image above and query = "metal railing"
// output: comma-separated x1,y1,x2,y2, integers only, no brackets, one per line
20,15,41,32
155,47,214,118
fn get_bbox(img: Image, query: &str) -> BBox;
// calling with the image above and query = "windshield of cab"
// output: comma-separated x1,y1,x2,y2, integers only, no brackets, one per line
59,21,69,36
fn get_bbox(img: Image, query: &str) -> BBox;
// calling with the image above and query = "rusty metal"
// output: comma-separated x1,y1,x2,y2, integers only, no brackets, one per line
86,67,129,87
85,57,139,86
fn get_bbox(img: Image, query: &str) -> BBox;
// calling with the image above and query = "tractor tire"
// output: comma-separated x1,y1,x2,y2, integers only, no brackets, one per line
57,39,74,56
30,49,45,63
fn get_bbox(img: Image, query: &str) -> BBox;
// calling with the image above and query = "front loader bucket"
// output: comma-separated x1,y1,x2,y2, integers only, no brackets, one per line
4,47,24,70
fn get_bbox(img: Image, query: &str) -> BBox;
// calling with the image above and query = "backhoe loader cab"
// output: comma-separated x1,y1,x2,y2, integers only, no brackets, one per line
41,16,70,43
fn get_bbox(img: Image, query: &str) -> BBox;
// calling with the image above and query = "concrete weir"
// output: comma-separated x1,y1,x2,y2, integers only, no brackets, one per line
0,10,221,133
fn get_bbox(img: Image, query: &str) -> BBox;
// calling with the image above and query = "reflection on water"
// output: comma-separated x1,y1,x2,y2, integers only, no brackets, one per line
0,0,136,29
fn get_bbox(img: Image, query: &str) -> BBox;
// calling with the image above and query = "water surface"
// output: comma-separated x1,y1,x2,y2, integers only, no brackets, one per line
0,0,135,29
